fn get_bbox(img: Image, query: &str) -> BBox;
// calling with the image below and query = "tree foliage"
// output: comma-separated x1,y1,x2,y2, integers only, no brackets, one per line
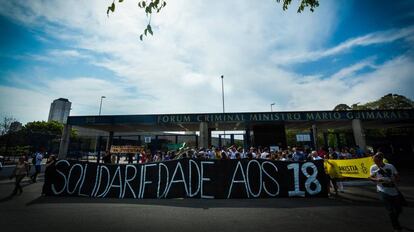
0,120,77,156
333,104,352,111
107,0,319,41
362,93,414,110
333,93,414,111
0,116,16,135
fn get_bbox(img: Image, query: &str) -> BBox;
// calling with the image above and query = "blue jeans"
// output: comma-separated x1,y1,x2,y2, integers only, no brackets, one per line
379,191,402,230
31,165,41,182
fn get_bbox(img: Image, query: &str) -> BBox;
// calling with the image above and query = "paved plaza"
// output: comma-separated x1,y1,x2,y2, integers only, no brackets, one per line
0,168,413,232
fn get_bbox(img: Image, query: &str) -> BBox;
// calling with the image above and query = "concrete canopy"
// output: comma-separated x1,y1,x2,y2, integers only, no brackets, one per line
66,109,414,132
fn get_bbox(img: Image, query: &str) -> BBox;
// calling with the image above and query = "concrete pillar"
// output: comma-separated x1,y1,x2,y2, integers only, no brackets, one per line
323,132,328,148
208,128,213,147
199,122,209,149
336,133,341,148
352,119,366,150
58,124,72,160
106,131,114,152
311,124,318,150
97,136,102,163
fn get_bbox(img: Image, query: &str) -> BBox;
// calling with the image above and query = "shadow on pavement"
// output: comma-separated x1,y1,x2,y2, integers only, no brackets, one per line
0,195,14,203
403,227,414,232
25,194,390,209
0,180,36,203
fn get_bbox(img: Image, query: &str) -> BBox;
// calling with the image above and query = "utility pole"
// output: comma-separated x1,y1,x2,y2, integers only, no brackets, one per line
221,75,226,147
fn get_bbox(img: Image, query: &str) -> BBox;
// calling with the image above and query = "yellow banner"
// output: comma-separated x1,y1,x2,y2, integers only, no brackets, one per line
110,145,141,154
324,157,374,179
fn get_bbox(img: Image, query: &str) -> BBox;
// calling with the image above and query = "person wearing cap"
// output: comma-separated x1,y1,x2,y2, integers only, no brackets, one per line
369,152,403,232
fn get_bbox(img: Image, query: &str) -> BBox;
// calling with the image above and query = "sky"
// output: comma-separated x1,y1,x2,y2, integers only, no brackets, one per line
0,0,413,124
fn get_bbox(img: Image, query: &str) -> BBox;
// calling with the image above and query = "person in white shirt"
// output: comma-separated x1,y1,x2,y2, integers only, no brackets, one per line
229,147,237,159
369,152,403,232
260,148,270,159
249,147,257,159
310,151,322,160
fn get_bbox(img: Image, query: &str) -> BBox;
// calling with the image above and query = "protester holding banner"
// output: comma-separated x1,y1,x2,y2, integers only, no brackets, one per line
323,156,339,196
310,151,322,161
369,152,404,232
127,153,134,163
42,155,57,195
292,147,306,161
317,147,327,159
102,151,111,164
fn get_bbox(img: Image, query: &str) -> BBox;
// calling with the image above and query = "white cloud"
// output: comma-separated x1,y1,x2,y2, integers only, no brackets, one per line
0,86,51,123
271,26,414,64
0,0,413,124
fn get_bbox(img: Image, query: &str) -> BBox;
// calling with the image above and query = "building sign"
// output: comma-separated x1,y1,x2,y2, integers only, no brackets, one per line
144,137,152,143
70,109,414,126
110,145,140,154
43,159,328,199
156,110,413,124
296,134,311,142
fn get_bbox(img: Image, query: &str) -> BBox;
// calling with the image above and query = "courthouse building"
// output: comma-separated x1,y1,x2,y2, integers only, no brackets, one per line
59,109,414,165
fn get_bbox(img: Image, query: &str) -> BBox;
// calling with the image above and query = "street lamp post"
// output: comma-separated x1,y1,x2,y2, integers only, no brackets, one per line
221,75,225,113
99,96,106,115
96,96,106,163
270,103,275,112
221,75,225,147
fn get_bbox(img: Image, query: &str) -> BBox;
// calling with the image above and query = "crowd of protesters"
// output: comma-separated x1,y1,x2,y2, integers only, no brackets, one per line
102,144,371,164
4,145,404,231
99,144,374,197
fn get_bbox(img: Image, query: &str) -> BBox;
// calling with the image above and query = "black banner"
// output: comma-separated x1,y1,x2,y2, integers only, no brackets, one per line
43,159,328,199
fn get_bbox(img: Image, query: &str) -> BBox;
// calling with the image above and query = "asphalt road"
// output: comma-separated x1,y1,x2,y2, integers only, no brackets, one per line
0,170,413,232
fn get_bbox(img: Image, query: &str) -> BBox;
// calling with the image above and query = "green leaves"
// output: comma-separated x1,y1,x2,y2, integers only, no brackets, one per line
147,24,153,35
135,0,167,41
107,0,167,41
140,24,153,41
109,0,320,42
107,2,115,15
276,0,319,13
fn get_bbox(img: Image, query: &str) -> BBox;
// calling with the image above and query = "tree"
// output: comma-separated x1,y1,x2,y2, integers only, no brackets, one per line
107,0,320,41
0,120,79,157
23,121,64,152
364,93,414,110
333,93,414,111
0,116,16,135
333,104,351,111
